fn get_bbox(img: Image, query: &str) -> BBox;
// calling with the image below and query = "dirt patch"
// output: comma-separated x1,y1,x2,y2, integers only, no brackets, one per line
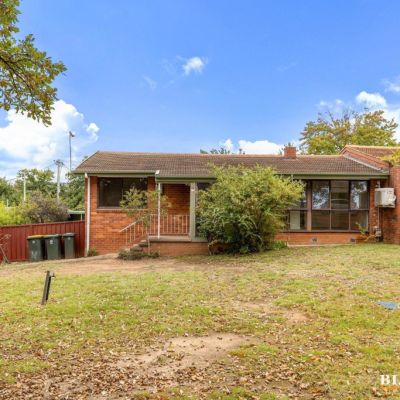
232,300,308,324
117,333,253,377
283,310,308,323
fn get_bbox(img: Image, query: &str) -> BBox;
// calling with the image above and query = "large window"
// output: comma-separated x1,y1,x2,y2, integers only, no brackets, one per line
286,182,308,230
98,177,147,207
287,180,369,231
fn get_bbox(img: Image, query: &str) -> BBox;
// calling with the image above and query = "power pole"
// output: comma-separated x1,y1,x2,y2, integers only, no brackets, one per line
68,131,75,171
54,160,63,201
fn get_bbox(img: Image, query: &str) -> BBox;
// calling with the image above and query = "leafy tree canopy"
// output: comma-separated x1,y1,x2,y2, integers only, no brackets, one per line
0,177,18,204
197,165,304,253
61,172,85,210
300,109,398,155
0,0,66,125
15,168,56,197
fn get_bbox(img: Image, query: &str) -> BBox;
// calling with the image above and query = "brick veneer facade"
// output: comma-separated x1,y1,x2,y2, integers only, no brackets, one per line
85,174,387,254
85,176,191,254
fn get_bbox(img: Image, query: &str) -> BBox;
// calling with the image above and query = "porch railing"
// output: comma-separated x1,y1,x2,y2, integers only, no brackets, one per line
119,214,190,246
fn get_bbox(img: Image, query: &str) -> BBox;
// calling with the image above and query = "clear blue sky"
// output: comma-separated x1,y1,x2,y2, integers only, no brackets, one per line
2,0,400,175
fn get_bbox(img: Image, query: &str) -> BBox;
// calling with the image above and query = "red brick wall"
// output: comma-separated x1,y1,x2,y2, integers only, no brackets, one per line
84,175,390,255
149,241,209,256
380,166,400,243
275,231,363,245
86,178,191,254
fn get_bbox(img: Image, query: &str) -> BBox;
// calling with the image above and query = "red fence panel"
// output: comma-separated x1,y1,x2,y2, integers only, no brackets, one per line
0,221,85,262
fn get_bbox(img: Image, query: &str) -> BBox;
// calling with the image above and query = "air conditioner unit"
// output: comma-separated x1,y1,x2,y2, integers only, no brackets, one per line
375,188,396,208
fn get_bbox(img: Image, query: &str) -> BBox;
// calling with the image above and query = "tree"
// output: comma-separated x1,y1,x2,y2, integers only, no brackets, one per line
15,168,56,197
61,172,85,210
0,0,66,125
197,165,304,253
120,187,170,225
300,110,398,155
20,191,68,223
0,177,18,204
200,147,232,154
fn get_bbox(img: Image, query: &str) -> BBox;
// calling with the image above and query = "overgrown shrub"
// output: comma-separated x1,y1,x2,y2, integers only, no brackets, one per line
20,192,68,223
118,247,160,260
197,165,303,253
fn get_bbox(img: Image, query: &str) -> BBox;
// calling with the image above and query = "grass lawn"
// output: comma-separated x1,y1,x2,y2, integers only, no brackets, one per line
1,244,400,399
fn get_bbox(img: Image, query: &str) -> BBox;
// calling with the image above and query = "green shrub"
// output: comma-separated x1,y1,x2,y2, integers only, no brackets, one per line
0,202,24,225
268,240,288,250
118,247,160,260
197,165,303,254
86,248,98,257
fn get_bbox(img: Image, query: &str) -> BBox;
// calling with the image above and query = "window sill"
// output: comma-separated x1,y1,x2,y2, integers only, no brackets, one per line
96,207,124,212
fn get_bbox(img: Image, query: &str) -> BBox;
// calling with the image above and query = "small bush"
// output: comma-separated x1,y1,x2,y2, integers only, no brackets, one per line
268,240,288,250
87,248,98,257
118,247,160,260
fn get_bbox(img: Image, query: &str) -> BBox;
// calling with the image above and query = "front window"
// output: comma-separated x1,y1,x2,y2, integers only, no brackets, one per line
287,181,308,230
98,177,147,207
287,180,369,231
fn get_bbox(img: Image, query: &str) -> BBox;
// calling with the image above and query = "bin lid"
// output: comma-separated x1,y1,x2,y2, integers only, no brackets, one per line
62,232,76,237
27,235,44,239
43,234,62,238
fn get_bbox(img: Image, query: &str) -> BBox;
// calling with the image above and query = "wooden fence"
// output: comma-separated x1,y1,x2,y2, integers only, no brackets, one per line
0,221,85,262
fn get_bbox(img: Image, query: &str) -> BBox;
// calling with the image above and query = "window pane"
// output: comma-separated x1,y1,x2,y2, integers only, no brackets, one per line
122,177,147,193
98,178,123,207
331,181,349,209
350,211,369,230
98,177,148,207
291,181,307,208
312,181,330,209
312,210,330,230
331,211,349,230
351,181,369,209
288,210,307,230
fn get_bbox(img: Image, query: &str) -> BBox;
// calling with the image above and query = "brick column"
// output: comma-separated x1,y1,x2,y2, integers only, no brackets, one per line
381,166,400,243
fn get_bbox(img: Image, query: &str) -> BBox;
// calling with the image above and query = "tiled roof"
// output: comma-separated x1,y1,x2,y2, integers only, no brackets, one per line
74,151,388,178
343,145,400,158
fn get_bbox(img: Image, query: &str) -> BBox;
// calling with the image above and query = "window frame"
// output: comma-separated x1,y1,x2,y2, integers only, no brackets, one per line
286,179,370,232
97,176,148,209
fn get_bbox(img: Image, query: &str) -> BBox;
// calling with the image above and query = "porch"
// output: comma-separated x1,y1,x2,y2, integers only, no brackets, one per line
119,181,207,248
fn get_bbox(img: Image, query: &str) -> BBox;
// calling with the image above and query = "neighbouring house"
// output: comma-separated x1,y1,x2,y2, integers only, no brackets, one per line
74,145,400,256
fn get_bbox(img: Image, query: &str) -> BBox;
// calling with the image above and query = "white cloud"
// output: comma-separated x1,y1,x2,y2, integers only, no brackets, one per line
383,77,400,93
182,56,207,76
238,139,283,154
220,138,284,154
143,75,157,91
356,91,387,108
0,100,99,178
318,99,346,113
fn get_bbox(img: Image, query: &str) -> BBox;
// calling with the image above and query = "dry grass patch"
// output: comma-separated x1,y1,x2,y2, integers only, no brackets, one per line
0,244,400,399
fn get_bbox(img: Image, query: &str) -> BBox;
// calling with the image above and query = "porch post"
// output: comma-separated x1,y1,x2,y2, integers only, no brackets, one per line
157,182,161,239
189,182,197,240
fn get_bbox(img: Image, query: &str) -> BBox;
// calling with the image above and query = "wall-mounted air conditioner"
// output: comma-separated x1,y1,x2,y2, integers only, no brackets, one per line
375,188,396,208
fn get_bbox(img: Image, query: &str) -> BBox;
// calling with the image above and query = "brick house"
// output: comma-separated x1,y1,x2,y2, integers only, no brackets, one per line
75,145,400,256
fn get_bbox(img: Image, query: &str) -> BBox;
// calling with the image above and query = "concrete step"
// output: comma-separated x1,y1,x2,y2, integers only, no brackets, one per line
138,239,149,248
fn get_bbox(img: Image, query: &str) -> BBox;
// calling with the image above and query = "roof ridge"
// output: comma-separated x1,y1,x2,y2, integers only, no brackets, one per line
345,144,400,149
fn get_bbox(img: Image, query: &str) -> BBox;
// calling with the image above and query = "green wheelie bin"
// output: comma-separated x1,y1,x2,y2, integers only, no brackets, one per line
43,234,62,260
27,235,44,261
62,233,76,259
